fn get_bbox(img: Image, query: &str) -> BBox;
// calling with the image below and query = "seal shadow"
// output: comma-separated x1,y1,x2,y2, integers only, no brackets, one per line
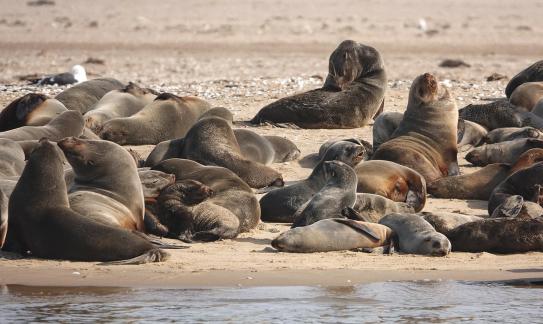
466,199,489,211
232,237,272,246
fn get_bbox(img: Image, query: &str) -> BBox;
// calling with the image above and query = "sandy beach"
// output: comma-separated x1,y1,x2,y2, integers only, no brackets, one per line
1,0,543,287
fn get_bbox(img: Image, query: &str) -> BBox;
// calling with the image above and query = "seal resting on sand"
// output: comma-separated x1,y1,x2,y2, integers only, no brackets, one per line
372,73,459,183
55,78,124,114
0,110,84,142
250,40,386,128
505,60,543,97
0,139,25,177
0,94,68,131
465,138,543,166
509,82,543,111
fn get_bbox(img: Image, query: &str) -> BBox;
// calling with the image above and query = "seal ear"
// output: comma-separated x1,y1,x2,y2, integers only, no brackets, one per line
332,218,380,241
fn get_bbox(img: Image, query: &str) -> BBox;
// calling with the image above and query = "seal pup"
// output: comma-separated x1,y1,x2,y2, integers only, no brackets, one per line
379,213,451,256
251,40,386,128
420,212,483,236
505,60,543,97
271,218,392,253
234,129,300,165
291,161,357,228
259,141,367,222
372,73,459,183
465,138,543,166
352,193,415,223
509,82,543,111
427,163,511,200
33,65,87,86
0,94,68,131
355,160,427,212
0,110,84,142
84,82,157,133
372,112,403,150
58,137,146,231
99,93,211,145
55,78,124,114
484,127,542,144
448,217,543,253
458,100,523,130
0,139,25,177
3,138,168,263
152,159,260,241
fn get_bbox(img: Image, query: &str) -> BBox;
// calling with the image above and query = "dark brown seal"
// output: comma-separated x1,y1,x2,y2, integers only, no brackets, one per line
55,77,125,114
250,40,386,128
458,99,523,130
505,60,543,97
372,73,459,183
0,93,67,131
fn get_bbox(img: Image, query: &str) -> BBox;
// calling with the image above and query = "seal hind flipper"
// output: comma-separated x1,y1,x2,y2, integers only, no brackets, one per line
332,218,381,241
491,195,524,218
341,206,371,222
98,249,170,265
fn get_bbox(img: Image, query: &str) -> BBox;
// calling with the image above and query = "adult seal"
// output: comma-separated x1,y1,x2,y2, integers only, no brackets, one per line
250,40,386,128
458,100,523,130
372,112,403,150
0,110,84,142
0,93,67,131
84,82,157,133
55,78,124,114
379,213,451,256
99,93,211,145
355,160,426,212
292,161,357,228
0,139,25,177
420,212,483,236
58,137,146,231
259,140,368,222
505,60,543,97
509,82,543,111
271,218,392,253
372,73,459,183
3,138,168,263
233,129,300,165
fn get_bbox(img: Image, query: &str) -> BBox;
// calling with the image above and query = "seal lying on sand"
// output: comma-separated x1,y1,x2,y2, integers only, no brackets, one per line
379,213,451,256
251,40,386,128
271,218,392,253
0,93,68,131
355,160,427,212
259,141,367,222
457,119,488,150
152,159,261,241
448,217,543,253
484,127,542,144
459,100,523,130
99,93,211,145
291,161,357,228
466,138,543,166
3,138,168,263
234,129,300,165
0,110,84,142
420,212,483,236
509,82,543,111
505,60,543,97
84,82,157,133
0,139,25,177
55,78,124,114
372,73,459,183
509,148,543,173
352,193,415,223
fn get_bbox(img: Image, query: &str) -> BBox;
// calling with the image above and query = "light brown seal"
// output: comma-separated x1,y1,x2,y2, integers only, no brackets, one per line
251,40,386,128
0,110,84,142
234,129,300,165
420,212,483,236
372,73,459,183
0,93,67,131
0,138,25,177
352,193,415,223
99,93,211,145
55,77,125,114
509,81,543,111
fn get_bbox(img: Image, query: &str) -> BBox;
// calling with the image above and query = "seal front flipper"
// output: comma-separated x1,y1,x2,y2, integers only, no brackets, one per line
332,218,380,241
341,206,371,222
98,249,170,265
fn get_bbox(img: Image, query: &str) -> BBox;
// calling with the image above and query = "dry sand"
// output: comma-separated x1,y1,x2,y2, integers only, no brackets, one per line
1,0,543,287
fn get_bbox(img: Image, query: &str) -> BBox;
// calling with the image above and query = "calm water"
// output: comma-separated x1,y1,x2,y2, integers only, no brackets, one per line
1,280,542,323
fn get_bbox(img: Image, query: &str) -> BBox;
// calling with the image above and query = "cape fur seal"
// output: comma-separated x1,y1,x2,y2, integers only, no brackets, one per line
465,138,543,166
0,139,25,177
509,148,543,173
0,93,68,131
152,159,260,241
0,110,84,142
291,161,357,228
58,137,146,231
271,218,392,253
509,82,543,111
352,193,415,223
355,160,427,212
379,213,451,256
427,163,511,200
251,40,386,128
533,99,543,117
372,112,403,150
3,138,168,263
457,119,488,150
99,93,211,145
448,217,543,253
484,127,542,144
55,77,124,114
372,73,459,183
84,82,157,133
458,100,523,130
259,141,368,222
233,129,300,165
505,60,543,97
420,212,483,236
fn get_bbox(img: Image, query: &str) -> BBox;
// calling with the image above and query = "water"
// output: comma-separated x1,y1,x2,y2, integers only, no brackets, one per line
1,280,542,323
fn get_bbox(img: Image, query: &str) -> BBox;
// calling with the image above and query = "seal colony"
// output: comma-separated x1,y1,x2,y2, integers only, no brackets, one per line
2,40,543,264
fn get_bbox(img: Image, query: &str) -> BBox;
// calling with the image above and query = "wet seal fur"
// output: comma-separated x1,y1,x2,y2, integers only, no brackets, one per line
3,138,168,263
271,218,393,253
372,73,459,183
251,40,386,128
55,78,125,114
379,213,451,256
99,93,211,145
355,160,427,212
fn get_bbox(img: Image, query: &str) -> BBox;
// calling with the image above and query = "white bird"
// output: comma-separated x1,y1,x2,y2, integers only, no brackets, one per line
34,65,87,86
418,18,428,32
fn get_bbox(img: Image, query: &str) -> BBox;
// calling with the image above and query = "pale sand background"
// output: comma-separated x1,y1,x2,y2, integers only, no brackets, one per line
1,0,543,287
